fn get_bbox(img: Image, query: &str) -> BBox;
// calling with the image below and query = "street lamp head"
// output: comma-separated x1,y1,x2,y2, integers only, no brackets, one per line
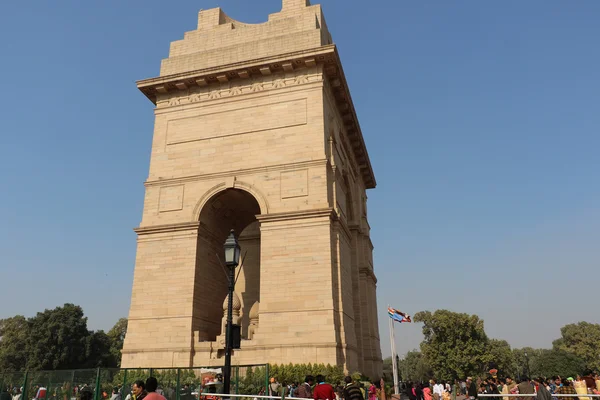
224,229,241,267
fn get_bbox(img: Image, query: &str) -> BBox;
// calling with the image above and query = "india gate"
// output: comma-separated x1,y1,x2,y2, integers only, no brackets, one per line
122,0,383,378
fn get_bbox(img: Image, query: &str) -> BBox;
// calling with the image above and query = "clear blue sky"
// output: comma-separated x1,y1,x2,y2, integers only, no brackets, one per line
1,1,599,360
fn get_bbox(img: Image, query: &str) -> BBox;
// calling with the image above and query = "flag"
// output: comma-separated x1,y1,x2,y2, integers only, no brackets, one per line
388,307,412,323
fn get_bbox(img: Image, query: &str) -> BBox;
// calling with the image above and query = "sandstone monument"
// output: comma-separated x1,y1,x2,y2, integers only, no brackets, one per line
122,0,382,378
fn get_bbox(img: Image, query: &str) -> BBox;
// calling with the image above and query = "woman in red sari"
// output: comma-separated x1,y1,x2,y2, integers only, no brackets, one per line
369,382,378,400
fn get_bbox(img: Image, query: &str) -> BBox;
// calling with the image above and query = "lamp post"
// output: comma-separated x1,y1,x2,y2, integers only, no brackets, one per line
524,351,530,378
223,229,241,396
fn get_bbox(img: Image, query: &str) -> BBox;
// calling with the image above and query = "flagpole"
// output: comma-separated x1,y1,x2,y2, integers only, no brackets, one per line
388,306,399,396
391,319,399,396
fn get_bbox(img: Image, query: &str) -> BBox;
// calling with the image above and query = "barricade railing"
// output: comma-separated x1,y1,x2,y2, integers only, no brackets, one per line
478,395,600,398
195,394,306,400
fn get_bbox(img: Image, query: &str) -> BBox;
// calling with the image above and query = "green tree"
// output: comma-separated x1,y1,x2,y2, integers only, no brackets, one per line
26,304,91,370
511,348,543,378
530,349,585,378
0,315,29,370
382,357,393,383
107,318,128,367
482,339,514,377
85,330,115,367
0,306,125,371
415,310,489,380
398,351,432,383
553,322,600,371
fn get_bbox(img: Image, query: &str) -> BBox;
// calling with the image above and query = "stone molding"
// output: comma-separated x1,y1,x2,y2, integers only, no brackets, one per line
128,315,193,321
134,221,200,236
256,207,334,224
194,341,359,353
144,159,327,187
134,209,336,236
121,347,192,354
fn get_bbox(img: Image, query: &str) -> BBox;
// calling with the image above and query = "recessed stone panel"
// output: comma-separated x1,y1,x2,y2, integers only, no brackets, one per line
158,185,185,212
166,98,307,145
280,169,308,199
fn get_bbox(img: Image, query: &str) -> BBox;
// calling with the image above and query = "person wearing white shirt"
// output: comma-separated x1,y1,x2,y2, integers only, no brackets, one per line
432,380,444,399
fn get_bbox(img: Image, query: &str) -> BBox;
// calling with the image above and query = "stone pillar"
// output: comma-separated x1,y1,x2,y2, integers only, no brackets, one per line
121,222,200,368
359,268,374,377
237,222,261,339
252,210,341,366
331,220,360,373
349,227,364,372
367,274,383,378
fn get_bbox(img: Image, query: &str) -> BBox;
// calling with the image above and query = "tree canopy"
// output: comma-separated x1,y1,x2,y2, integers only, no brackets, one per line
0,316,28,370
0,304,126,371
483,339,513,376
26,304,90,370
397,351,432,383
531,349,586,378
414,310,489,380
397,309,598,381
553,322,600,371
107,318,128,367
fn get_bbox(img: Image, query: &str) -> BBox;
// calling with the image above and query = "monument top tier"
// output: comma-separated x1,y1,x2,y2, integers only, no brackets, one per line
159,0,332,76
136,0,376,189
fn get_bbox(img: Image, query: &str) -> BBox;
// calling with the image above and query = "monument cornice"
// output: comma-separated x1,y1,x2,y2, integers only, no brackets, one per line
137,44,376,189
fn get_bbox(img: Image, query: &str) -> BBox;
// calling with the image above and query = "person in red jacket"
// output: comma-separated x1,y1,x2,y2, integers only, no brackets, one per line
313,375,336,400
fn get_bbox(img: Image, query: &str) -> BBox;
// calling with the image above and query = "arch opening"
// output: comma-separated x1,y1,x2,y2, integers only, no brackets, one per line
193,188,262,342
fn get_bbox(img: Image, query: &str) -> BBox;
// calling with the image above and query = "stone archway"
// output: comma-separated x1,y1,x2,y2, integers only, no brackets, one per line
192,188,261,342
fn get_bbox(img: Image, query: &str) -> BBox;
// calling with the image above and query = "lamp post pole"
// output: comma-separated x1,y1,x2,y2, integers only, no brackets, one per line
223,259,235,395
222,230,240,397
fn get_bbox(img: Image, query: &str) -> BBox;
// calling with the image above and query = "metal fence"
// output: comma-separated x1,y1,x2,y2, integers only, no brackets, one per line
0,365,269,400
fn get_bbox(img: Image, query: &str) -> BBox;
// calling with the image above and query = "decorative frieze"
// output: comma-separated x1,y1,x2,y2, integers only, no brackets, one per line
156,69,323,109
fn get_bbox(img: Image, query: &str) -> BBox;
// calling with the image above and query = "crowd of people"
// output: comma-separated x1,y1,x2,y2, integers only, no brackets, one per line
282,374,382,400
265,375,385,400
398,370,600,400
2,371,598,400
0,378,169,400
